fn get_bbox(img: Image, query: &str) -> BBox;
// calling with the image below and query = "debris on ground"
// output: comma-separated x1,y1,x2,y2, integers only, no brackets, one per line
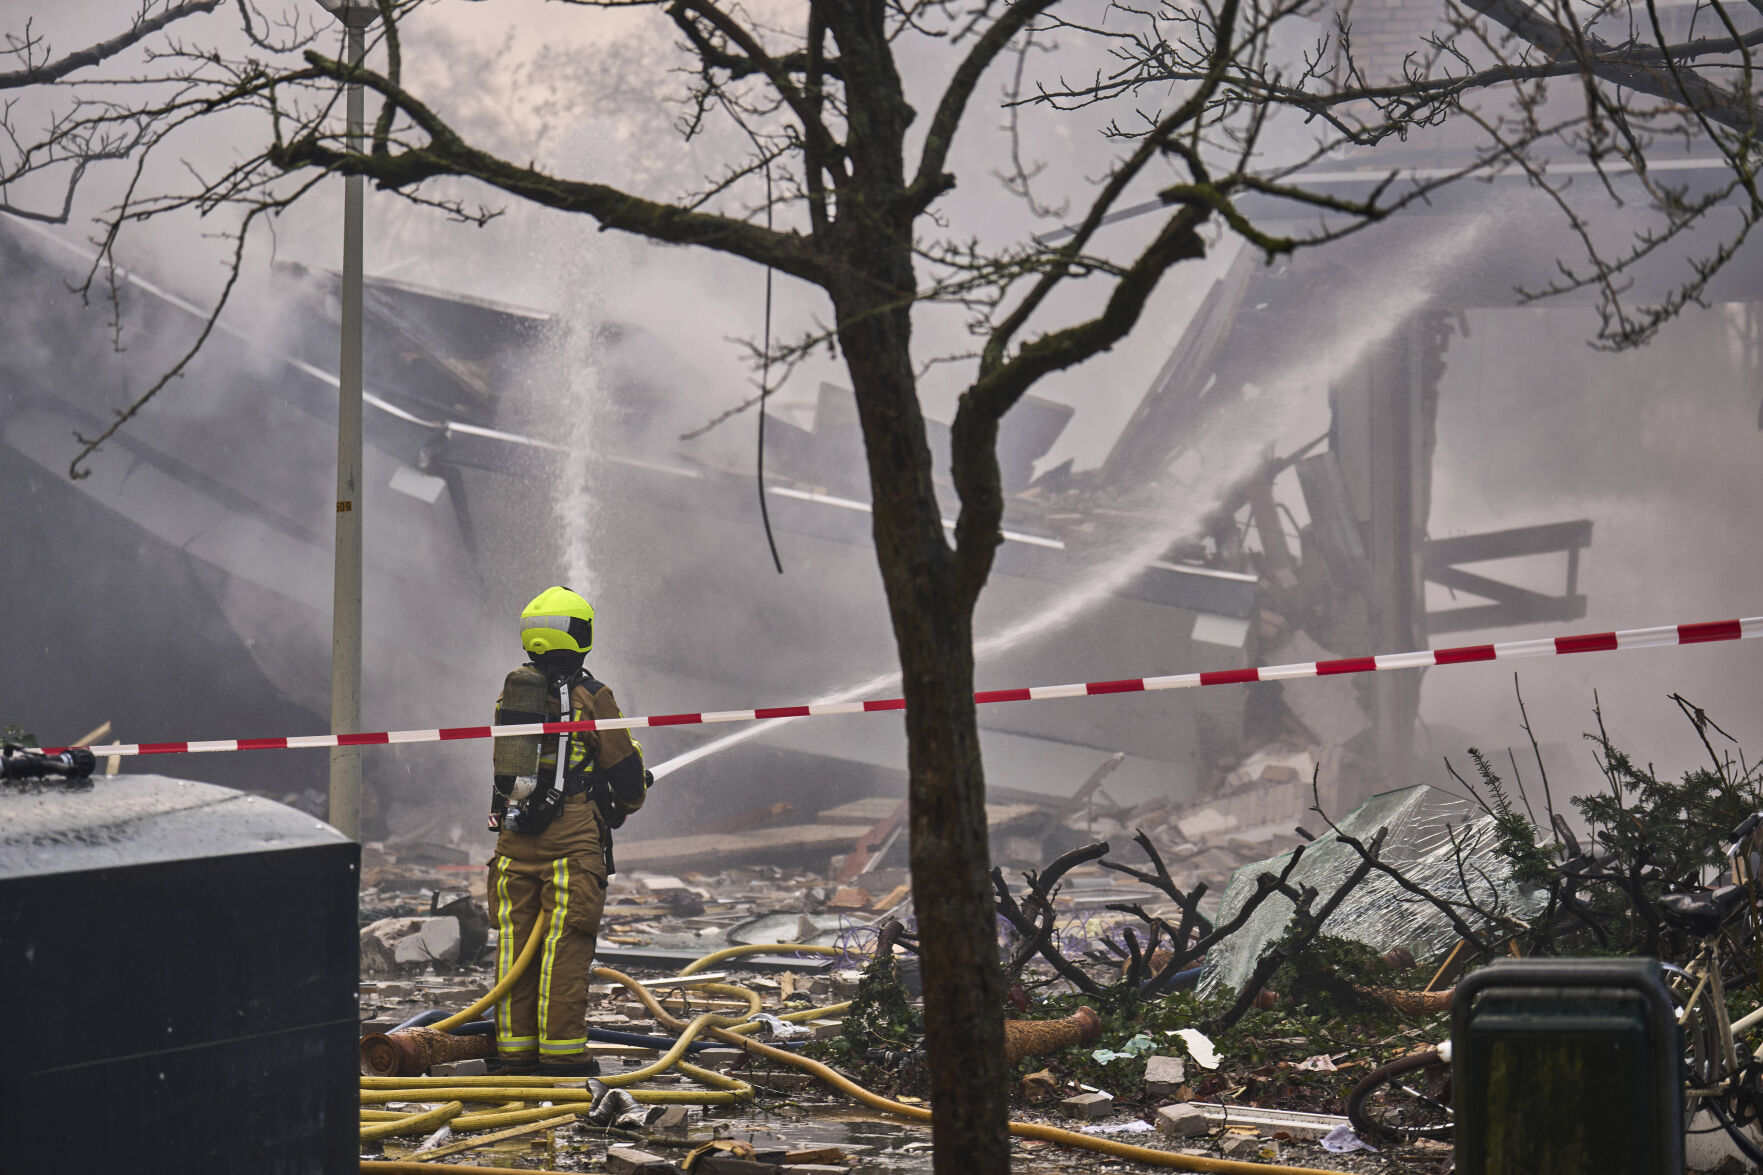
355,831,1445,1172
356,698,1763,1173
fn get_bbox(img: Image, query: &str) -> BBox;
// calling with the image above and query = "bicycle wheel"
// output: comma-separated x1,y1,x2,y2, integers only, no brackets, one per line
1708,1097,1763,1166
1674,978,1763,1164
1680,986,1725,1094
1346,1048,1454,1143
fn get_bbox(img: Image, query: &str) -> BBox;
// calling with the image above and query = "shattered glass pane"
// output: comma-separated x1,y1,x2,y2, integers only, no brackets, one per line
1198,784,1549,996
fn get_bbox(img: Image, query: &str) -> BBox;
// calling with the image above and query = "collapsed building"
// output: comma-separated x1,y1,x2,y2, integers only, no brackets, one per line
3,113,1760,869
5,1,1763,1170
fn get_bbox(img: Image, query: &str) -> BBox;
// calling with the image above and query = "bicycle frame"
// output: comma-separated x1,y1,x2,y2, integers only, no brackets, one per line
1348,811,1763,1160
1666,828,1763,1164
1670,942,1743,1099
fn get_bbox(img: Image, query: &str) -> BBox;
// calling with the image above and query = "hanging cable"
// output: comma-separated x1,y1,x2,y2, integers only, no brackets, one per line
756,158,784,574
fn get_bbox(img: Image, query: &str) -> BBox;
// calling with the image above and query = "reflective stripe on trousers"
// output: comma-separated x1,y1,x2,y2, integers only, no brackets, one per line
487,851,604,1060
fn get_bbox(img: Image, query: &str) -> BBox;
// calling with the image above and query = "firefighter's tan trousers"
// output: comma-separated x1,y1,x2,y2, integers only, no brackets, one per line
487,853,606,1063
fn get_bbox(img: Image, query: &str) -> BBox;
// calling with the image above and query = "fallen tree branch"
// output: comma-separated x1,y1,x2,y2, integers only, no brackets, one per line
992,841,1110,994
1129,844,1312,999
1209,828,1388,1032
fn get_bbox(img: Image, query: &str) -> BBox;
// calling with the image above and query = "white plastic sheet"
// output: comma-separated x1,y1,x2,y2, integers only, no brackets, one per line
749,1012,811,1039
1320,1123,1378,1153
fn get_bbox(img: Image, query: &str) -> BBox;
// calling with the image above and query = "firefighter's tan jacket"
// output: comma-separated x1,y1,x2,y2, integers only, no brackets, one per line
494,675,644,870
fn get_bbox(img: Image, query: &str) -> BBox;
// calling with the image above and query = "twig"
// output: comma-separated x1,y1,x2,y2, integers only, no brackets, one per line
1514,675,1559,838
1310,768,1500,961
992,841,1110,992
1209,828,1388,1031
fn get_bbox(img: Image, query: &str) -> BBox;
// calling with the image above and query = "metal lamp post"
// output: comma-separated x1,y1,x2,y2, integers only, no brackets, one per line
315,0,378,841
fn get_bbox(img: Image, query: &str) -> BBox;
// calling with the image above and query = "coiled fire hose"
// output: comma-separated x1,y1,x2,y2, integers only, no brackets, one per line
361,914,1344,1175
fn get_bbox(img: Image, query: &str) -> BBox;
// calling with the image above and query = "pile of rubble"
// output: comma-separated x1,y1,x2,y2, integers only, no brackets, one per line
356,738,1350,985
352,759,1525,1175
354,819,1472,1174
357,838,909,983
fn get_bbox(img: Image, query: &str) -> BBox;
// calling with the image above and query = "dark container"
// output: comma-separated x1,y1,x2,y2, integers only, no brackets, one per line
1453,957,1682,1175
0,774,358,1173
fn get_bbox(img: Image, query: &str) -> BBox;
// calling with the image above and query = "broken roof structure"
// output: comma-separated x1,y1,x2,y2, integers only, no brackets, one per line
0,214,1266,831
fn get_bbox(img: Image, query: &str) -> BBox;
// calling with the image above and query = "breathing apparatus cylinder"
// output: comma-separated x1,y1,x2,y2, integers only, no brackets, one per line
490,664,554,831
493,665,549,778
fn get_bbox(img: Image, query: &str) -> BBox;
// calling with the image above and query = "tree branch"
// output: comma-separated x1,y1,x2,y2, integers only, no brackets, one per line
67,192,311,477
276,51,830,285
992,842,1112,994
668,0,841,173
908,0,1061,213
1209,828,1387,1032
0,0,222,90
1459,0,1763,131
947,202,1208,598
370,0,402,158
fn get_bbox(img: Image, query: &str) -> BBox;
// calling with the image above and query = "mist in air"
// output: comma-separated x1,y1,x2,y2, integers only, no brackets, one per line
0,0,1758,849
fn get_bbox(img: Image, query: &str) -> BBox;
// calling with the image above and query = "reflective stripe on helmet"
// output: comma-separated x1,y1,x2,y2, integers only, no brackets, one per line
519,613,593,654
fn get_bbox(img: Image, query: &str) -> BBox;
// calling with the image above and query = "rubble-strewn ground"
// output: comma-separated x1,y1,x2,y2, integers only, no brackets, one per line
359,824,1761,1175
356,843,1461,1173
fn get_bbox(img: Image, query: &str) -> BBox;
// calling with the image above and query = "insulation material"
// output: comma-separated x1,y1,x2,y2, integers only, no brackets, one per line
1197,784,1549,996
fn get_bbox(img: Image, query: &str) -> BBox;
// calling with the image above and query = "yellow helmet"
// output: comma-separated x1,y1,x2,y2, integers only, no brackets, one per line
520,586,594,657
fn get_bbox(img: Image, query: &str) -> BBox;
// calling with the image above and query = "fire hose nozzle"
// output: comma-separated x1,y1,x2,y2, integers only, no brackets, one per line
360,1025,496,1077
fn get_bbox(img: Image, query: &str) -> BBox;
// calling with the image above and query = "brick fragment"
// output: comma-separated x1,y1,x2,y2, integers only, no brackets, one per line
1061,1091,1115,1120
1156,1103,1210,1138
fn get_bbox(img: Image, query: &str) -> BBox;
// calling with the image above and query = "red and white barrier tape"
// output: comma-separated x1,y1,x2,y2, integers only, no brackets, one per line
47,616,1761,758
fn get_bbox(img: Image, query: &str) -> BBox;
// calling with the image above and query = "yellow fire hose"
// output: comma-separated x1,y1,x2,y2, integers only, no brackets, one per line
358,1100,463,1143
428,912,554,1033
605,968,1345,1175
676,941,848,974
359,919,800,1140
362,1165,578,1175
362,918,1344,1174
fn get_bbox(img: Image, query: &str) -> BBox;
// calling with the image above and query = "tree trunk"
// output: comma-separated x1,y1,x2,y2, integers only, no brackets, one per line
899,608,1008,1175
835,288,1010,1175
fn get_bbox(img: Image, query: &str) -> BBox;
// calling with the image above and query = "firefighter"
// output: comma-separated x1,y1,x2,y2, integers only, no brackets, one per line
486,586,648,1076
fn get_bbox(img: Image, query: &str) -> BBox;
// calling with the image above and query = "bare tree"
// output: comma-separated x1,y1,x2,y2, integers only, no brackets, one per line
1035,0,1763,346
2,0,1756,1170
0,1,227,223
